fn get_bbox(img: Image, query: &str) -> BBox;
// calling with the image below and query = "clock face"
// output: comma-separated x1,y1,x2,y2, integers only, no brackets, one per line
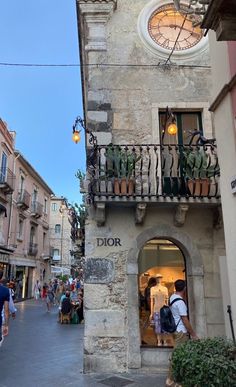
148,4,203,51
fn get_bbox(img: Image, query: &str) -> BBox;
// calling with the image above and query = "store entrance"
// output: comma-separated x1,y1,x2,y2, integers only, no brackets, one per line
138,238,186,348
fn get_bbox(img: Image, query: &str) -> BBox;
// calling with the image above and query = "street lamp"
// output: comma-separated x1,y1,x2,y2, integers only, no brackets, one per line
72,116,97,146
165,107,178,136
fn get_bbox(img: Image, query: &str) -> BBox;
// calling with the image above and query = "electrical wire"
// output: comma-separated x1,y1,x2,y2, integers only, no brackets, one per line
0,61,210,69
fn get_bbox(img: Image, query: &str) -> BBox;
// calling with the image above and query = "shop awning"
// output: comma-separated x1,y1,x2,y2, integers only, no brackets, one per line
9,258,36,267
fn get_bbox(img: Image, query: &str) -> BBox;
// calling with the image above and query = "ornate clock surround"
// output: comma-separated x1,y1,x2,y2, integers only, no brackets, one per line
137,0,208,60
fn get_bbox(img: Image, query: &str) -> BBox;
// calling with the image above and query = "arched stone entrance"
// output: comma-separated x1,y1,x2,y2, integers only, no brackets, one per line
126,224,207,369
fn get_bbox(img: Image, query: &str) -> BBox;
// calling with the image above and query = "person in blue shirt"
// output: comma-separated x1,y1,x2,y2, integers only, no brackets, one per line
0,271,10,347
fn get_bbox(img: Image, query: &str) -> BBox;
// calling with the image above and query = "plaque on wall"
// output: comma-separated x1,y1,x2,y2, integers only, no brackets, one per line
84,258,114,284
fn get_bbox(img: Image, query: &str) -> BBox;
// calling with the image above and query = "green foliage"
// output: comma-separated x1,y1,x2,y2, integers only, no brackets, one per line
104,144,141,179
172,337,236,387
75,169,85,182
74,202,87,229
182,148,220,179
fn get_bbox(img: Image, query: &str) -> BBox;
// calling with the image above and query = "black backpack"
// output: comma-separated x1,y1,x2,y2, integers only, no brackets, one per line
160,298,185,333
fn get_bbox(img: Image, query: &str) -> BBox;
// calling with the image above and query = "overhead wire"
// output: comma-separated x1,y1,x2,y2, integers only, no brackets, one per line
0,62,210,69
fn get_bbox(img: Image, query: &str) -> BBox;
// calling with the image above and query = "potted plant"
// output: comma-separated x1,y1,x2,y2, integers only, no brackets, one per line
182,147,220,196
104,144,140,195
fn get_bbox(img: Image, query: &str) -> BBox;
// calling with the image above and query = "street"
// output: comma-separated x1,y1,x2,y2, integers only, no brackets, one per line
0,300,167,387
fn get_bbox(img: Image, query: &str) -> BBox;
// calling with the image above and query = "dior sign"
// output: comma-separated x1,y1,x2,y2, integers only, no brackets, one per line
97,237,121,247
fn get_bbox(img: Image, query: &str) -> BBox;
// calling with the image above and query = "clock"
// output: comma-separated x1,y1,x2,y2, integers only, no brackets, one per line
148,4,203,51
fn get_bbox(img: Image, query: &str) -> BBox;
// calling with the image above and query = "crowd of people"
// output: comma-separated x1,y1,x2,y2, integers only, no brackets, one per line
34,277,84,324
0,273,84,348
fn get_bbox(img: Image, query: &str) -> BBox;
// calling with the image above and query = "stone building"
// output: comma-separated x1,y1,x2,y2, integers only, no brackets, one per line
49,197,73,277
77,0,226,373
201,0,236,339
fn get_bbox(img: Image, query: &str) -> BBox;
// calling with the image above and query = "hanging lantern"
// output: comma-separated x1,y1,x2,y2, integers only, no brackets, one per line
167,123,178,135
72,130,81,144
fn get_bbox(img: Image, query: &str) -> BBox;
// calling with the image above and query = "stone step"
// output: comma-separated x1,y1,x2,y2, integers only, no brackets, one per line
141,347,172,369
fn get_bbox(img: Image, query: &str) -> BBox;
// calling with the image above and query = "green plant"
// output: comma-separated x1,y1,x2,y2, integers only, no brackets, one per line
182,148,220,179
172,337,236,387
104,144,141,179
75,169,85,183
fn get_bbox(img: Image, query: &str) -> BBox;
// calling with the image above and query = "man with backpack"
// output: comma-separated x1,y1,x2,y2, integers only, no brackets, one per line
166,279,198,387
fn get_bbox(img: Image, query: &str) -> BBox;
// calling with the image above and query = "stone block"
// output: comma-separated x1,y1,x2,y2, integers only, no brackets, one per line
84,310,125,337
84,354,123,373
205,298,224,324
204,272,222,297
84,284,110,309
141,348,171,369
84,258,114,284
88,111,108,122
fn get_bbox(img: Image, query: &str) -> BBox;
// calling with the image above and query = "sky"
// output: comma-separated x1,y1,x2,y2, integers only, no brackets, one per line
0,0,85,204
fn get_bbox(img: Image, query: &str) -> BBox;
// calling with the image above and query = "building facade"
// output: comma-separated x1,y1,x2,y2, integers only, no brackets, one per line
9,151,54,298
49,197,73,277
201,0,236,338
77,0,226,373
0,118,54,299
0,119,16,278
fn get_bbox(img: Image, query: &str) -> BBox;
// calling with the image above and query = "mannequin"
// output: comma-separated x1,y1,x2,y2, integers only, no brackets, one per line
150,274,169,346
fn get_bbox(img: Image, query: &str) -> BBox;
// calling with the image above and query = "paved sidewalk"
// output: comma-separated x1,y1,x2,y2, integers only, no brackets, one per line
0,300,167,387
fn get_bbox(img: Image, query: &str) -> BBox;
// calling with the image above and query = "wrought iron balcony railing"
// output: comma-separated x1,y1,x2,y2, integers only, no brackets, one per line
17,189,31,209
0,168,15,193
88,144,220,200
31,201,43,217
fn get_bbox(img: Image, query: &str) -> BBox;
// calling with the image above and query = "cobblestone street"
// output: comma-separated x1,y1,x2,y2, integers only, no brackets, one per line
0,300,166,387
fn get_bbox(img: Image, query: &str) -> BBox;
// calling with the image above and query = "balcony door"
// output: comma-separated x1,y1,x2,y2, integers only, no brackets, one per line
160,111,203,146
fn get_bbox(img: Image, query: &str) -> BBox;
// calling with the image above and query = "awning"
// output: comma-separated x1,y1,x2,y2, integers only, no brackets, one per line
9,258,36,267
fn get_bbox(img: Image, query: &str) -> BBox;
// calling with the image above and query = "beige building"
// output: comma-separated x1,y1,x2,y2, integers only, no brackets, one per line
9,151,54,298
201,0,236,338
0,118,54,299
0,119,16,278
49,197,73,277
77,0,227,373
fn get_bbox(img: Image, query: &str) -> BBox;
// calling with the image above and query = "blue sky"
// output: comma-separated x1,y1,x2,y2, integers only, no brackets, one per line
0,0,85,204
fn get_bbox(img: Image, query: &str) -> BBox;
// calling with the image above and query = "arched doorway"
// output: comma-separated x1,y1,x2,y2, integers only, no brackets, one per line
127,224,207,370
138,238,186,348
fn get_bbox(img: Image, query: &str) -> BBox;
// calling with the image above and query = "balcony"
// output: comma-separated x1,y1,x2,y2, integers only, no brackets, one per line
31,201,43,218
0,168,15,194
28,242,38,256
17,189,31,210
88,144,220,224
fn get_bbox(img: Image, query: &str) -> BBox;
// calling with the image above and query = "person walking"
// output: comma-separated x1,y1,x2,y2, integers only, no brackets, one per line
0,271,10,347
34,280,41,300
166,279,198,387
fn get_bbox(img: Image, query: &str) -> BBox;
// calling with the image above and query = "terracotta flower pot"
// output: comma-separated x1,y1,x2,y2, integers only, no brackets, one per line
188,178,210,196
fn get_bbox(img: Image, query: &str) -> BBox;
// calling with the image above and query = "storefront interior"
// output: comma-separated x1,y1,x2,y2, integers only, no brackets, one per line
138,238,186,348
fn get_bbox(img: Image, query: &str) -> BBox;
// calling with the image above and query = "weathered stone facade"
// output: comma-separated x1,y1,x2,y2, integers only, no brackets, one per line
77,0,226,373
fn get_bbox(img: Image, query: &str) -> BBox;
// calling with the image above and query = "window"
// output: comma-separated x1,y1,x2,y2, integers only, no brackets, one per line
55,224,61,234
19,175,24,192
30,226,36,244
0,151,7,183
159,111,203,145
43,232,47,249
51,203,57,212
44,198,48,214
53,249,59,256
18,219,24,240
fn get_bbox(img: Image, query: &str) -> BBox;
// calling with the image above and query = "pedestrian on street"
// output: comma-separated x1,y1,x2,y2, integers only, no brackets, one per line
166,279,199,387
0,271,10,347
34,280,41,300
46,284,54,312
